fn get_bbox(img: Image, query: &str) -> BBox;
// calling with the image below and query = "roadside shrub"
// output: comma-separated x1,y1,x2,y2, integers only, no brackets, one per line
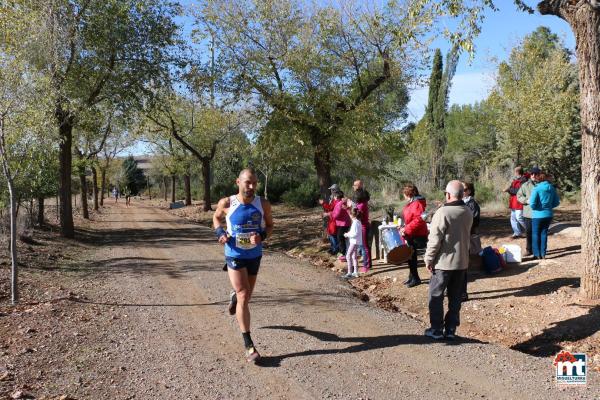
561,190,580,205
211,181,237,200
475,182,497,206
261,175,297,203
281,181,320,208
424,188,445,204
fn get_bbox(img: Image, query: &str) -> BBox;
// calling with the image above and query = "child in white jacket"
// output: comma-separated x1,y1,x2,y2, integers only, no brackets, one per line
343,208,363,278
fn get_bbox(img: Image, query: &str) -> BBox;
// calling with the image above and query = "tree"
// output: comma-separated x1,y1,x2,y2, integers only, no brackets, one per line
21,143,59,226
0,67,51,304
144,24,253,211
121,156,146,196
143,91,242,211
80,108,116,211
199,0,424,197
250,114,312,200
0,2,55,304
425,46,460,188
141,132,187,203
29,0,179,237
74,109,112,218
444,102,497,180
99,119,133,206
487,26,579,185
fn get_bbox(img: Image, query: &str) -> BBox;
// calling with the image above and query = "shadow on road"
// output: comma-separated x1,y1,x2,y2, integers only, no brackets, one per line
511,305,600,357
543,245,581,260
64,288,346,309
75,225,213,249
70,297,226,308
468,277,579,300
256,325,485,367
29,256,220,279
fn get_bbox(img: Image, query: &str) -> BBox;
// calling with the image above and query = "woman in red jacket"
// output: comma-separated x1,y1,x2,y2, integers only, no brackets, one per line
400,184,428,287
320,187,340,255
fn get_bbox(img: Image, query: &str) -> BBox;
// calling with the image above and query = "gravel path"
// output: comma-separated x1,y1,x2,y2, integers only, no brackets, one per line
70,201,598,399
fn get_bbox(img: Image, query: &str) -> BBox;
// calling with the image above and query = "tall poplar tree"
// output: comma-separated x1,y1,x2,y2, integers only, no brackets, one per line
424,46,459,187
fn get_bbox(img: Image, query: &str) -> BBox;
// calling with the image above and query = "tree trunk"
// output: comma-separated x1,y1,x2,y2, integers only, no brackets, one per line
264,172,269,200
15,194,21,219
539,1,600,299
29,198,34,228
314,142,332,200
100,167,106,206
201,159,212,211
78,167,89,220
8,180,18,304
163,176,167,201
171,175,176,203
37,196,44,226
58,116,74,237
91,165,99,211
573,6,600,300
0,117,18,303
431,144,440,189
184,174,192,206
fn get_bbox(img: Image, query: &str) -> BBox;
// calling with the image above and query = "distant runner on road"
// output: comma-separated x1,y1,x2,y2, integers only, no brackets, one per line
212,168,273,363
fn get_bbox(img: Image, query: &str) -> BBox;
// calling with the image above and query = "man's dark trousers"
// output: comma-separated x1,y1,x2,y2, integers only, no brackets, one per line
428,269,467,331
523,217,532,254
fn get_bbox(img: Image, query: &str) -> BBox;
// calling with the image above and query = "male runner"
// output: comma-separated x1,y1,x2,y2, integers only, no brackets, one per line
212,168,273,362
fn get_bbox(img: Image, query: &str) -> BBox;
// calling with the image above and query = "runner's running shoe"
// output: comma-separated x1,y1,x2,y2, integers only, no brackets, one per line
228,291,237,315
245,345,261,363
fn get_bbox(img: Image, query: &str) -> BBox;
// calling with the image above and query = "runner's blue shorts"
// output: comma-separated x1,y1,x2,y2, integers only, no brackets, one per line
225,256,262,276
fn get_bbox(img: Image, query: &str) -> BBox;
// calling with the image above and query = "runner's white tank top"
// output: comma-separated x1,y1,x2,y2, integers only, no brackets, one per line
224,195,265,259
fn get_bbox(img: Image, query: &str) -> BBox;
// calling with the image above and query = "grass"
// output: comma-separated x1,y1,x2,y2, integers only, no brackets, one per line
481,199,507,213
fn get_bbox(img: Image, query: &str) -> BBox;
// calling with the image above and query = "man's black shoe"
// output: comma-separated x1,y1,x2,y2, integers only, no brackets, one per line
405,278,421,288
424,328,444,340
445,328,457,340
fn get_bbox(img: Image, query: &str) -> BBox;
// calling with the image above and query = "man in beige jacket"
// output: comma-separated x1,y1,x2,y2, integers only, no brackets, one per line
424,180,473,340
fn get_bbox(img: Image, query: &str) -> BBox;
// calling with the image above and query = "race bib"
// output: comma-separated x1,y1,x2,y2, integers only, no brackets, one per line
235,232,256,250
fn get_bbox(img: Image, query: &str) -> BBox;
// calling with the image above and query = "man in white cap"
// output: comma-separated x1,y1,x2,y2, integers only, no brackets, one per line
423,180,473,340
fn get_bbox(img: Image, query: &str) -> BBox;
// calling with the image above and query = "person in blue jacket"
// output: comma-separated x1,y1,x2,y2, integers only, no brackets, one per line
529,173,560,259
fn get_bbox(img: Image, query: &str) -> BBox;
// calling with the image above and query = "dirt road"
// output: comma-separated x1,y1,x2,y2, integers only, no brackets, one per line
43,202,597,399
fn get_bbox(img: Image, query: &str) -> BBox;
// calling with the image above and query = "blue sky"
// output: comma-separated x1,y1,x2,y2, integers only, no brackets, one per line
406,4,575,121
130,2,576,155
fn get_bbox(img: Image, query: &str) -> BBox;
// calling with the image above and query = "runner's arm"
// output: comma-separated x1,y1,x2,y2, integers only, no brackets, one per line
213,197,230,244
261,198,274,240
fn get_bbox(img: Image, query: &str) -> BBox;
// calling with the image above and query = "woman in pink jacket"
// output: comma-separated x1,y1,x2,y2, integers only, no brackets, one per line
353,188,371,272
327,191,351,262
